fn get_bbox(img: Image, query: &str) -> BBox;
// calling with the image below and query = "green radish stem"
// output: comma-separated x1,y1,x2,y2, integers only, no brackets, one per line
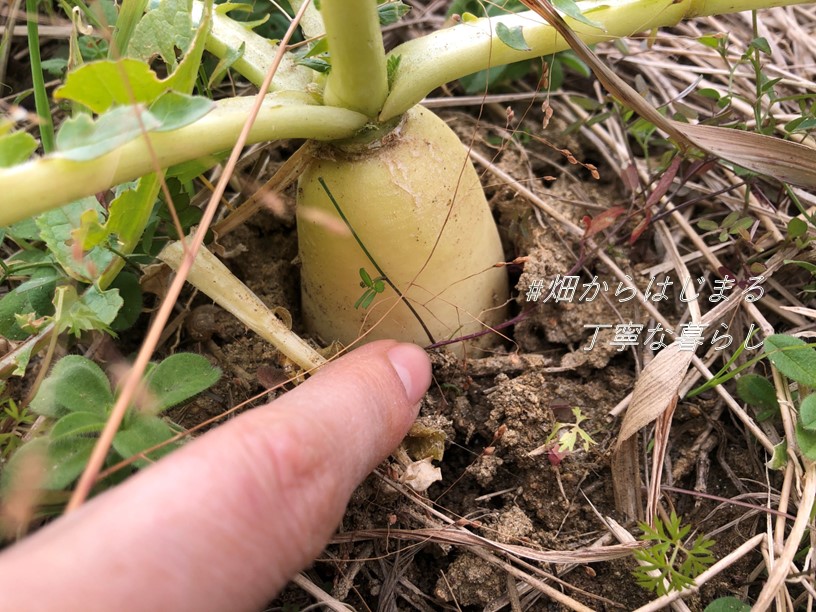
319,0,388,117
0,94,366,227
2,0,813,222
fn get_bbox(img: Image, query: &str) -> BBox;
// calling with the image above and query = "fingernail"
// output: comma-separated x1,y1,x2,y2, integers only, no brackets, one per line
387,343,432,404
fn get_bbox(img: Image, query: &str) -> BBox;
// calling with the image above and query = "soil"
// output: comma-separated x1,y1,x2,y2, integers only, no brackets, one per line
158,107,781,611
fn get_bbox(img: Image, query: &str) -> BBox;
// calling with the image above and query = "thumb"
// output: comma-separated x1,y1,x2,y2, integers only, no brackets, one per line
0,340,431,612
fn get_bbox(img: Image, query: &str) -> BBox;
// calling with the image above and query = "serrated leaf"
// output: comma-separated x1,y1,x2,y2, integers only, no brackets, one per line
36,198,117,282
144,353,220,413
59,284,123,335
129,0,195,70
113,414,178,466
30,355,113,417
55,106,162,162
496,22,530,52
54,59,167,113
0,131,37,168
50,411,107,440
764,334,816,387
800,394,816,431
148,91,214,133
736,374,779,412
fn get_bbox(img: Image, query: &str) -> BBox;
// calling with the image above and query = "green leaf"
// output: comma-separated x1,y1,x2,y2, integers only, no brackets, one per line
735,374,779,412
30,355,113,417
113,414,178,466
557,50,590,78
0,271,58,341
697,219,719,231
36,198,117,282
109,271,143,331
749,36,771,56
764,335,816,387
729,217,754,232
54,59,167,113
45,437,97,489
552,0,601,28
796,421,816,461
296,57,331,73
800,394,816,431
1,438,48,492
359,267,373,287
144,353,221,413
129,0,195,70
786,259,816,274
51,411,107,440
378,1,410,25
387,54,401,90
766,440,787,470
148,91,214,132
787,218,808,239
55,106,162,162
704,597,751,612
0,131,38,168
496,23,530,52
57,284,123,336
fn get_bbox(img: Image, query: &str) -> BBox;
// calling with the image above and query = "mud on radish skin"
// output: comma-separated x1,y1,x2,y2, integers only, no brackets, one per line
297,105,508,353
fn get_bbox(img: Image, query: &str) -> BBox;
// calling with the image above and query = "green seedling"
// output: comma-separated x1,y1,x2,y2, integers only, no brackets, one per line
633,511,716,596
697,211,756,243
547,406,596,454
0,398,35,461
2,353,220,492
355,267,385,310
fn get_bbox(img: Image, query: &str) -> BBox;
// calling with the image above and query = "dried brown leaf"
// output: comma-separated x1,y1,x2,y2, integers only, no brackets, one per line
616,342,692,447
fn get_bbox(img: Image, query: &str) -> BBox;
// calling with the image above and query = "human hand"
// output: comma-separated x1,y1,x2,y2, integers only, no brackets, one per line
0,340,431,611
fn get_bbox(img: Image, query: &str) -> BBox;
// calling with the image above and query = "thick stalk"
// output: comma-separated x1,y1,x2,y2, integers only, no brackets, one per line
0,95,367,227
320,0,388,117
381,0,816,120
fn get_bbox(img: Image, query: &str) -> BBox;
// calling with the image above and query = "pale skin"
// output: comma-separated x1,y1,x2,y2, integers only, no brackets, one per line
0,340,432,611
